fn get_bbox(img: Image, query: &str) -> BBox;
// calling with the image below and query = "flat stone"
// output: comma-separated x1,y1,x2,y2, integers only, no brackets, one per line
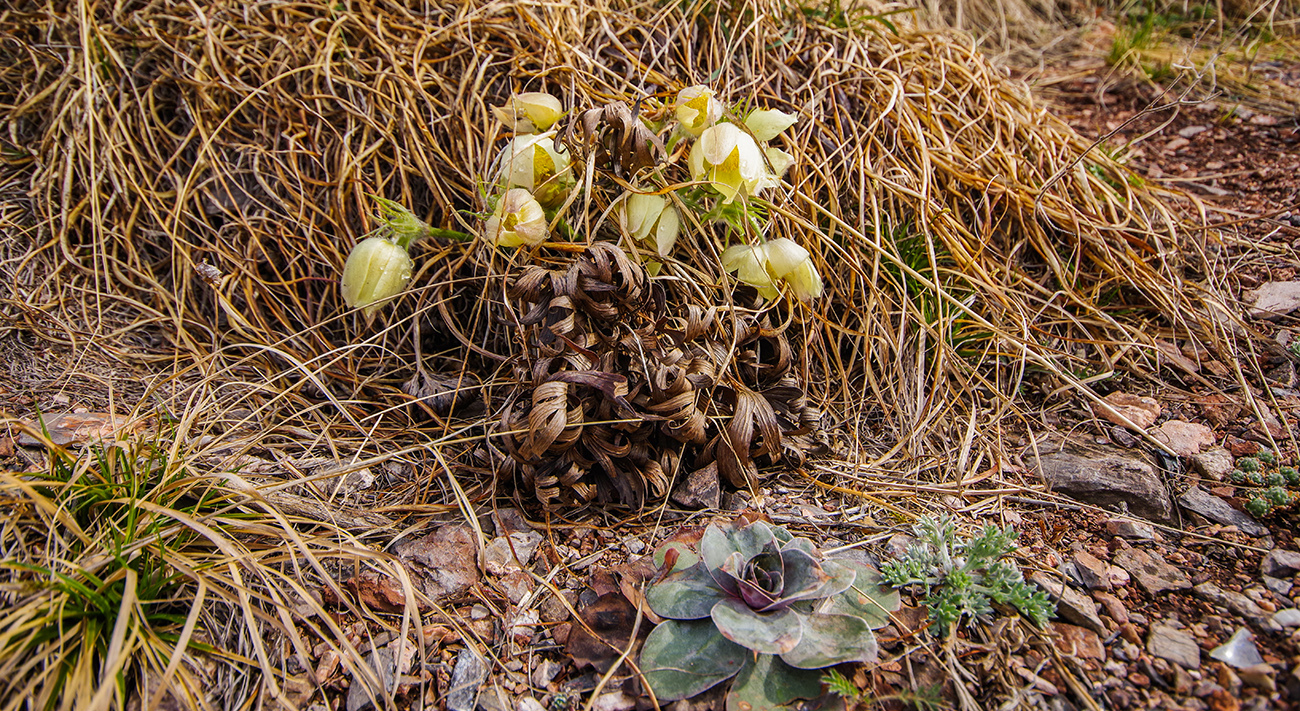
1113,548,1191,594
1179,486,1269,537
671,462,720,509
1032,442,1172,521
483,530,544,576
1210,628,1265,670
16,411,150,447
1106,518,1159,541
1239,664,1276,694
346,648,397,711
1191,447,1236,482
1148,624,1201,669
1051,622,1105,659
393,524,480,600
1030,572,1106,635
446,648,488,711
1261,549,1300,578
1154,420,1216,457
1072,551,1112,590
1094,590,1130,623
1263,575,1293,597
1098,392,1162,429
1273,609,1300,628
1247,281,1300,320
1194,582,1278,630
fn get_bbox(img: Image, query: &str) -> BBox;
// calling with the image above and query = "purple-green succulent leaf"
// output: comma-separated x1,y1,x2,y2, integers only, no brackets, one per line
712,598,803,654
702,521,776,571
724,653,824,711
645,562,730,620
779,612,878,669
653,541,700,576
787,558,855,604
767,548,830,604
779,536,816,557
817,559,900,629
640,619,749,701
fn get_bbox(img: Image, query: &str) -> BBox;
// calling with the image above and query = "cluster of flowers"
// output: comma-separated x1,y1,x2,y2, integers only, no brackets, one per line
340,85,825,319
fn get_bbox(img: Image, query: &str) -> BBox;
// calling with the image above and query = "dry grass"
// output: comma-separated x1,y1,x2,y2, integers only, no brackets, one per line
0,0,1291,707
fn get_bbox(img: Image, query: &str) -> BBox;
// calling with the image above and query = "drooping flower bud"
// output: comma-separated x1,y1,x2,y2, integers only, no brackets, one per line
492,132,574,208
786,258,824,302
484,188,550,248
721,243,778,300
689,123,768,204
762,238,824,302
744,108,798,141
340,236,414,320
492,92,564,133
620,192,681,257
675,85,723,138
763,237,810,278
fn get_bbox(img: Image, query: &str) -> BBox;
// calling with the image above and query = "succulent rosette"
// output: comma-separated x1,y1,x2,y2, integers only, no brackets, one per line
640,520,898,710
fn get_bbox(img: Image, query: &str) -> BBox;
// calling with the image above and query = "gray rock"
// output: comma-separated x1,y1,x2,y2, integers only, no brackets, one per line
1179,486,1269,537
1029,572,1107,635
1148,624,1201,669
1210,628,1266,669
1113,548,1191,594
1274,609,1300,628
672,463,720,509
1247,280,1300,320
482,530,543,576
446,648,488,711
345,648,396,711
1263,575,1293,597
1072,551,1112,590
1031,443,1171,520
1261,549,1300,578
1193,582,1278,630
1191,447,1236,481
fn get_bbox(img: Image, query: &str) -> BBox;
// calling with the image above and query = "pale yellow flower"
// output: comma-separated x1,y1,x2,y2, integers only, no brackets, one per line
675,85,723,138
621,192,681,257
341,237,414,319
485,188,550,248
492,92,564,133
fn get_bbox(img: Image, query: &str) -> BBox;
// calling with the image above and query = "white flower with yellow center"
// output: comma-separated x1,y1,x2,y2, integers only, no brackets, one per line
675,85,723,138
484,188,550,248
492,132,573,208
763,237,824,302
689,123,768,204
721,243,779,300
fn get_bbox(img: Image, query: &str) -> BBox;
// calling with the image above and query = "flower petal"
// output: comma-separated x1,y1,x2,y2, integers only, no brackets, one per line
745,108,798,141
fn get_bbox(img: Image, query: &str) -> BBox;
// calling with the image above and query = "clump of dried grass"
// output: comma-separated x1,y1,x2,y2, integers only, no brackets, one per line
1,0,1251,499
0,410,428,711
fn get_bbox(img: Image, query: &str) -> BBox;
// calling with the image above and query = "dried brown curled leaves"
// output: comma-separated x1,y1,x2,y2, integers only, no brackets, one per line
564,101,665,179
490,243,825,511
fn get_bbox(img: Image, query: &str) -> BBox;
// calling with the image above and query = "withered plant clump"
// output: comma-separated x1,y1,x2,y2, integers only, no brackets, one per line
488,243,823,510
